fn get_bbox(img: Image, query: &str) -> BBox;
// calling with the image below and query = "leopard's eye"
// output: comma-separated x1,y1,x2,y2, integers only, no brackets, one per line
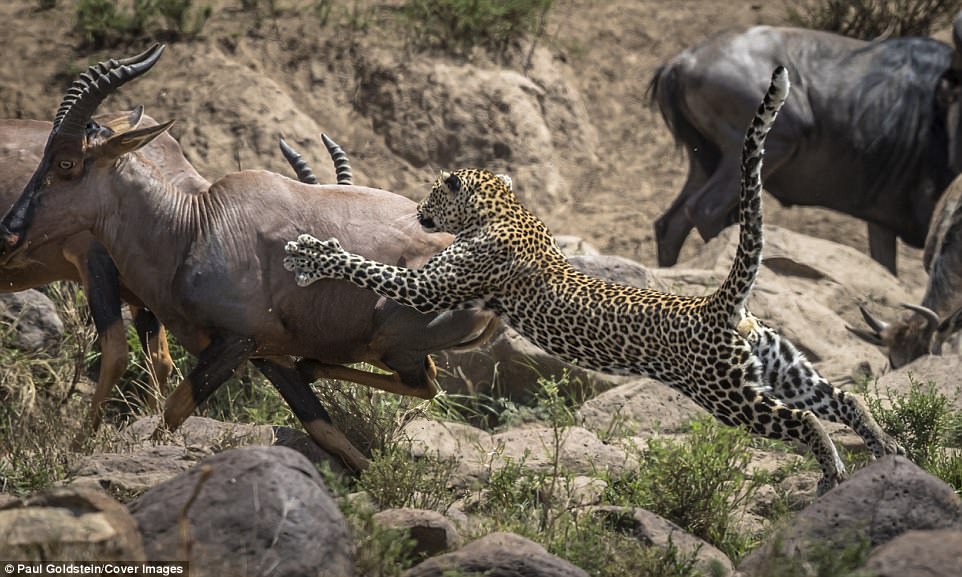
445,173,462,195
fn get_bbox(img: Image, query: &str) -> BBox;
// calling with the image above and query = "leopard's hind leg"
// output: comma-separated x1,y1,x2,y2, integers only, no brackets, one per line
746,314,905,459
689,340,846,495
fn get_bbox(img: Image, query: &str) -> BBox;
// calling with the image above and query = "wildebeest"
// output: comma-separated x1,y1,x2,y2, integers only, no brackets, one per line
649,17,962,275
850,171,962,367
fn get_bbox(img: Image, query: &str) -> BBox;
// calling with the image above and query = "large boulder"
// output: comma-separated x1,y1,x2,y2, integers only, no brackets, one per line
402,531,589,577
129,446,353,577
0,487,144,561
589,506,734,577
738,456,962,575
0,290,63,353
861,528,962,577
372,508,462,558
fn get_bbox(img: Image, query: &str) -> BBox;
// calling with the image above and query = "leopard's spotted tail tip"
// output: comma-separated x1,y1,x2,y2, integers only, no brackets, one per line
769,66,790,105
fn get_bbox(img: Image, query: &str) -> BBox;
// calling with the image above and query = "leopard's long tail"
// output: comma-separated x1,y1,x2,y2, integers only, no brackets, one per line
709,66,790,321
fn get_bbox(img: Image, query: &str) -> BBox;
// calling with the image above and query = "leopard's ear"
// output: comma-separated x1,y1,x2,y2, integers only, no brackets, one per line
495,173,513,192
442,171,462,195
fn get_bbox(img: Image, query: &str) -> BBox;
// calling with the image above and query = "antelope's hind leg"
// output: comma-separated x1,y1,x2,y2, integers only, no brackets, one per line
252,358,368,472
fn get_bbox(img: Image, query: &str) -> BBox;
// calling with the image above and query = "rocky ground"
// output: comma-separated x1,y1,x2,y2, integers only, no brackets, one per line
2,0,962,575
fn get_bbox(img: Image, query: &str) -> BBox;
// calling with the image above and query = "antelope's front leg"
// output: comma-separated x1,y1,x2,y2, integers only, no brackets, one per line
283,234,350,287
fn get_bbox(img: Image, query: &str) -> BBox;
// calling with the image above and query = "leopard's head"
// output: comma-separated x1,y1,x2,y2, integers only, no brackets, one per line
417,168,513,234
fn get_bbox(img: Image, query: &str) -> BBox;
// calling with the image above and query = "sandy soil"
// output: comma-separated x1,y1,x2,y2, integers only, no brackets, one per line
0,0,934,296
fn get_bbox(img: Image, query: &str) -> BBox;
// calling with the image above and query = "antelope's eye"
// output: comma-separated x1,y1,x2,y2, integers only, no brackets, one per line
59,160,75,170
445,173,462,194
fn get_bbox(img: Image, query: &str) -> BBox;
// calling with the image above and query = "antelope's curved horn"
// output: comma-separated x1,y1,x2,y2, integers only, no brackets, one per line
321,133,353,186
901,303,940,332
857,303,889,334
53,43,166,142
279,138,319,185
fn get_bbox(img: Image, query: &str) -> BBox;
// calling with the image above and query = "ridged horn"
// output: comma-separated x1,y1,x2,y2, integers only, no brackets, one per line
901,303,940,332
279,138,319,185
321,133,353,185
53,43,165,142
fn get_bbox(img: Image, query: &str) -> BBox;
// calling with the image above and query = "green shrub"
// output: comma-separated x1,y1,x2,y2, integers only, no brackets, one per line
866,379,962,493
76,0,211,48
607,417,765,561
402,0,554,55
787,0,958,39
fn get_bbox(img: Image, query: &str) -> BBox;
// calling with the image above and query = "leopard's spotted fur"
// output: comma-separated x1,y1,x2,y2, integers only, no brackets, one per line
284,68,903,494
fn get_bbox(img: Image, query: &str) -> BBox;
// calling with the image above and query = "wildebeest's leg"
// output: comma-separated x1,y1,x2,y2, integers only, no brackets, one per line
157,334,256,435
71,242,127,432
655,147,714,266
867,222,898,276
683,155,741,242
132,306,174,408
251,358,368,472
745,314,904,458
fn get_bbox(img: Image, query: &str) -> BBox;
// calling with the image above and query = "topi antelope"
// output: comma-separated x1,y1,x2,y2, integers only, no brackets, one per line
1,106,192,430
0,44,497,470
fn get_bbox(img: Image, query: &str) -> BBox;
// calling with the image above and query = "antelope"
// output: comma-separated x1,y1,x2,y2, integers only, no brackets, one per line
0,44,496,470
850,173,962,367
1,106,191,430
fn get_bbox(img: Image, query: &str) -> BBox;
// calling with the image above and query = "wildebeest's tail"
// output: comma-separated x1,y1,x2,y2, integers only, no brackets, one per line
709,66,790,321
647,61,720,170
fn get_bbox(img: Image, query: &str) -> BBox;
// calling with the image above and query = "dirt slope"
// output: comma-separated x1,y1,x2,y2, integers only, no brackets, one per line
0,0,930,295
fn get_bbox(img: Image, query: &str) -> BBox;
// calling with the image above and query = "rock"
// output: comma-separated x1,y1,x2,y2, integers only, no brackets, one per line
68,445,202,497
861,528,962,577
489,426,634,476
737,456,962,575
0,487,144,561
555,235,600,256
664,225,921,381
590,506,734,577
568,254,652,288
372,508,462,557
872,355,962,412
128,446,352,577
578,377,707,438
401,419,633,487
122,416,351,473
402,531,589,577
122,415,276,449
0,290,63,353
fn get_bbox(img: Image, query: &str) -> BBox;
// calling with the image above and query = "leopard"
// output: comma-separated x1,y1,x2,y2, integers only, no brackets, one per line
283,67,904,495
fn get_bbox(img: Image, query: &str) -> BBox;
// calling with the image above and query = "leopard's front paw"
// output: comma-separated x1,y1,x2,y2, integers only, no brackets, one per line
282,234,346,286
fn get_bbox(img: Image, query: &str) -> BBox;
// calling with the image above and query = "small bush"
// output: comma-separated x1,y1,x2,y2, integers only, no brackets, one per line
866,379,962,493
787,0,958,39
402,0,554,56
607,417,764,561
76,0,211,48
357,442,461,512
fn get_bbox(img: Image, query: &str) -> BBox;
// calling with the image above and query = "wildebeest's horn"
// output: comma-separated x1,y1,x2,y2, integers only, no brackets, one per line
901,303,940,332
857,303,889,334
279,137,320,185
53,43,166,141
321,133,353,186
930,304,962,355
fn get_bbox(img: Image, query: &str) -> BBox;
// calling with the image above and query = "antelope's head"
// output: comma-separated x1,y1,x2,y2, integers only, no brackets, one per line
0,43,170,263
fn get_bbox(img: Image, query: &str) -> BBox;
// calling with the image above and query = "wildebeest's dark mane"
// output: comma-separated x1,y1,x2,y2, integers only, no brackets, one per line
843,37,955,206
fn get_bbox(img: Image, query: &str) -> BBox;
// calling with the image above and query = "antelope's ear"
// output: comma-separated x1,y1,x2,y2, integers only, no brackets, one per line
101,119,174,158
100,105,146,134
